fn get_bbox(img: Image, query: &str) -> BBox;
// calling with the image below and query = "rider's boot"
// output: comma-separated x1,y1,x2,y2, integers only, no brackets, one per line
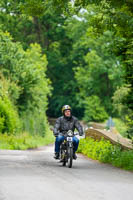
73,152,77,160
54,152,59,159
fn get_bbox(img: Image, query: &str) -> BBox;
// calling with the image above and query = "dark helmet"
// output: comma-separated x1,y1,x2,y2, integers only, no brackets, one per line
62,105,71,114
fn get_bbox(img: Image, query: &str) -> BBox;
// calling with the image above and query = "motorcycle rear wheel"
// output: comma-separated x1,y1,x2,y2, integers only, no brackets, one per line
60,149,66,166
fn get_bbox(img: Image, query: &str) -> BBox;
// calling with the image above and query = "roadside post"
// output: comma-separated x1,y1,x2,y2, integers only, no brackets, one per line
106,117,115,132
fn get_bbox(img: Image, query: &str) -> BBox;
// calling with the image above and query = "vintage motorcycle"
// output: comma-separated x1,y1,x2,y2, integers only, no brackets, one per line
59,130,76,168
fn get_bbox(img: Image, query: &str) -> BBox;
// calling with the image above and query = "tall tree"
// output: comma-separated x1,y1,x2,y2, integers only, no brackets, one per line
0,0,83,118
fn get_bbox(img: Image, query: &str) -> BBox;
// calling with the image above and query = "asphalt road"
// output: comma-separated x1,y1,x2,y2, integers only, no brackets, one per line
0,145,133,200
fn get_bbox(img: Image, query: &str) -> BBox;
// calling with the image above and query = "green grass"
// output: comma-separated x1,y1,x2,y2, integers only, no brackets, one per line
78,137,133,171
0,130,54,150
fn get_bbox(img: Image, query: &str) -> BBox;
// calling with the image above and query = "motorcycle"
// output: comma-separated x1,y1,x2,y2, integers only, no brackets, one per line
59,130,76,168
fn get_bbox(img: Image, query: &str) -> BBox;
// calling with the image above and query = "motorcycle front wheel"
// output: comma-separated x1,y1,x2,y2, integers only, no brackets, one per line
67,147,73,168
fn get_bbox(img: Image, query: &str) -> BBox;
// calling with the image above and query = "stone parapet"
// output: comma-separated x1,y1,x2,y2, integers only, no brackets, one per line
85,128,133,150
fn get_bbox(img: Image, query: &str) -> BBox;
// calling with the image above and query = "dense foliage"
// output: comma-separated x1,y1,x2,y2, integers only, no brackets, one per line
0,96,20,134
0,31,51,135
0,0,133,137
74,1,133,132
78,138,133,171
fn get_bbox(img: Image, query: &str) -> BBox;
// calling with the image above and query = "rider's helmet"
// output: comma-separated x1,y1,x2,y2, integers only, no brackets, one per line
62,105,71,114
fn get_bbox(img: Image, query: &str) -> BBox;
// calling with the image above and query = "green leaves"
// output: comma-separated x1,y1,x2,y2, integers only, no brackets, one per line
0,30,51,135
19,0,71,17
112,85,131,118
73,0,133,130
83,96,108,122
78,138,133,170
0,0,132,131
20,0,46,17
0,96,21,134
75,30,124,117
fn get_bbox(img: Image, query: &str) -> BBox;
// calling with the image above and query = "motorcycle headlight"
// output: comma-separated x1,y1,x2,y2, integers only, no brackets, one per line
67,130,73,137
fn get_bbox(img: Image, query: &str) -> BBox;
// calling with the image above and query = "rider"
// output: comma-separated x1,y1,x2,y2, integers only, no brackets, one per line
53,105,83,159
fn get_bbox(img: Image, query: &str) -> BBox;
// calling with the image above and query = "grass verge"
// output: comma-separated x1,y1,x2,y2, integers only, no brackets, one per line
78,137,133,171
0,130,54,150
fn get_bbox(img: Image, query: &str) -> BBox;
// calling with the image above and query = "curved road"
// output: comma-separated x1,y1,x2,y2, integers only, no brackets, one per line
0,145,133,200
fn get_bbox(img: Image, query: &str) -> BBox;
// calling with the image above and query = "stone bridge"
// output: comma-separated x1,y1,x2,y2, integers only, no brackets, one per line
85,123,133,150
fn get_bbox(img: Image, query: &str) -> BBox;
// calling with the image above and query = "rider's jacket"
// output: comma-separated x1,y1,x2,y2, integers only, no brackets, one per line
53,116,83,136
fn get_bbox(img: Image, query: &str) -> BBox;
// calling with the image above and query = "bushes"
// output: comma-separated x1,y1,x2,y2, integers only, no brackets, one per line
0,97,21,134
0,31,52,136
0,131,54,150
78,137,133,170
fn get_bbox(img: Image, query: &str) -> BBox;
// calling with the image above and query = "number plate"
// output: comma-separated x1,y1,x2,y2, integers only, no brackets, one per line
67,137,72,141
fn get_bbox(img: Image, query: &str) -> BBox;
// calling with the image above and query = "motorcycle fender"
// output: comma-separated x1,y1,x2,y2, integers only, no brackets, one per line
68,142,73,148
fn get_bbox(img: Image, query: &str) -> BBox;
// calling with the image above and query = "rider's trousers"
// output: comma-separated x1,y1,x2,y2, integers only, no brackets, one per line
55,135,79,153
